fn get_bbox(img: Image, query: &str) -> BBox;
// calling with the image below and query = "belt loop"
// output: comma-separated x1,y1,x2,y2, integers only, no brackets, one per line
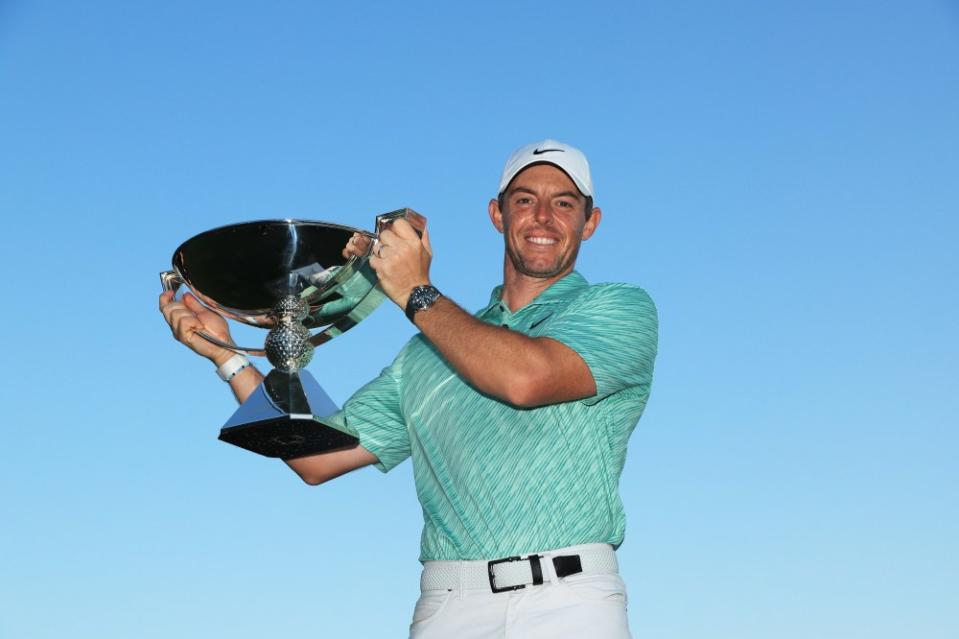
529,554,544,586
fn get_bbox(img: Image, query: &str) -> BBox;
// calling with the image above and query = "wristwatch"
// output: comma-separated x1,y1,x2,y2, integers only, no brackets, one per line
405,284,442,322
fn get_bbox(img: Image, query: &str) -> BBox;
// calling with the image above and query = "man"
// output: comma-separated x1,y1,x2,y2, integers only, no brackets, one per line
159,139,658,638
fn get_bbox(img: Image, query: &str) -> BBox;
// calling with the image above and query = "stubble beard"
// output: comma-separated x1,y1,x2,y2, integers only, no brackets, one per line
504,231,582,279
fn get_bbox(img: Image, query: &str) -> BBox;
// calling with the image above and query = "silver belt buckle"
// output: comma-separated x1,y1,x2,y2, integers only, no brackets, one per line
487,554,543,593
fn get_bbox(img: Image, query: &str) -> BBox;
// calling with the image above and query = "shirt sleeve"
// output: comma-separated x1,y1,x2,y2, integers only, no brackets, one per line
542,284,658,405
324,350,411,473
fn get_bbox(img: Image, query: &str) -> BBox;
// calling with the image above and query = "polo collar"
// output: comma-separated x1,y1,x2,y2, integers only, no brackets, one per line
480,270,589,316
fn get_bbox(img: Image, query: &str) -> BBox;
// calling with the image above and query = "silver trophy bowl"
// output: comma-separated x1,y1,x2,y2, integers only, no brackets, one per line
160,208,424,459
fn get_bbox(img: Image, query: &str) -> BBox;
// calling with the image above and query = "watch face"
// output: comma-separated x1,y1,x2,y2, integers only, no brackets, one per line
408,285,440,316
405,285,440,321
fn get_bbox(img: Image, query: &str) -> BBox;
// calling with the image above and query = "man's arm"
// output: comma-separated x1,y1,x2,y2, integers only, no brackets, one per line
222,361,377,484
369,222,596,408
412,297,595,407
159,290,377,484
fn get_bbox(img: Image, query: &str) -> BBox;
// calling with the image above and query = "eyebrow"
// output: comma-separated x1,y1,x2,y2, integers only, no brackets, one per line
509,187,583,200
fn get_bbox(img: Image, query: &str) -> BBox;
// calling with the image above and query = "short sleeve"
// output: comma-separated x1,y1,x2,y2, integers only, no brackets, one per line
542,284,658,404
325,356,411,473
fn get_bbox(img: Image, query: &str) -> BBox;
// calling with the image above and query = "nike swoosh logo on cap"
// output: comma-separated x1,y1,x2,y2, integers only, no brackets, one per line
532,148,565,155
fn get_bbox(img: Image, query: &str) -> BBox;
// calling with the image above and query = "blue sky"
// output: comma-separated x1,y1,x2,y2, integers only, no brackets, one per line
1,1,956,637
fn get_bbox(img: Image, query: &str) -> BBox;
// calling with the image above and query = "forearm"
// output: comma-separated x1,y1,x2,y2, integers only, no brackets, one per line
211,351,265,404
227,364,264,403
217,358,375,483
161,291,375,483
412,297,593,407
363,217,594,403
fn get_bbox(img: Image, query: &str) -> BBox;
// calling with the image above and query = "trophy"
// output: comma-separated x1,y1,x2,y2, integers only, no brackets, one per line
160,209,424,459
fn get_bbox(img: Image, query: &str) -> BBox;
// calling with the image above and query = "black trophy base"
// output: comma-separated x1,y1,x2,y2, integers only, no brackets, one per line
218,369,359,459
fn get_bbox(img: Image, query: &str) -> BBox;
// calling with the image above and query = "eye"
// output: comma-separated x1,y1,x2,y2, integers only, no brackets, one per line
514,196,533,205
556,199,574,208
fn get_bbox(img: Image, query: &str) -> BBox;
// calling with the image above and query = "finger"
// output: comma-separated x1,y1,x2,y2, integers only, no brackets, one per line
177,318,207,347
183,293,211,314
421,227,432,256
169,308,198,335
344,234,361,258
159,290,177,311
379,228,397,245
172,314,195,340
391,218,417,239
161,300,187,324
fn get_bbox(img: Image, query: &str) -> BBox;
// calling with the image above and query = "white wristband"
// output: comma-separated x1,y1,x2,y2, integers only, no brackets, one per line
216,353,251,382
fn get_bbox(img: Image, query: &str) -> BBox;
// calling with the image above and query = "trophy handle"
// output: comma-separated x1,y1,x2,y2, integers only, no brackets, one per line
159,270,267,357
159,270,183,295
374,208,427,240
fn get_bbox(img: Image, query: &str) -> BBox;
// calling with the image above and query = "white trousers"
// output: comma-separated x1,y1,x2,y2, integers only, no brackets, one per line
408,543,632,639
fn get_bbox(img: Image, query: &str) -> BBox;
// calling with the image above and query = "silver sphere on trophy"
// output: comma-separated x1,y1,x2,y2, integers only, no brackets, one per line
160,208,425,459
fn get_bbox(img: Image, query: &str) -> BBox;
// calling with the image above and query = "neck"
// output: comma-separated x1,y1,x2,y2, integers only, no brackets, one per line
499,259,573,312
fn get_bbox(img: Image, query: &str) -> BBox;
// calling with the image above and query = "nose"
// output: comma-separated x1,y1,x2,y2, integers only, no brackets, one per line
534,200,553,224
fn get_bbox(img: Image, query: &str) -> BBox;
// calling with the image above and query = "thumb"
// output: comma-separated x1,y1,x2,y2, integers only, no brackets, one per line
183,292,205,312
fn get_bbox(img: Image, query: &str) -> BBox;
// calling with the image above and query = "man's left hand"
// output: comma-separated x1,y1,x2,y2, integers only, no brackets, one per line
369,218,432,309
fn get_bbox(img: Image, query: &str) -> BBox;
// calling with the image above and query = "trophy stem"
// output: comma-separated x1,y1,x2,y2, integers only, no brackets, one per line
218,369,358,459
266,296,314,373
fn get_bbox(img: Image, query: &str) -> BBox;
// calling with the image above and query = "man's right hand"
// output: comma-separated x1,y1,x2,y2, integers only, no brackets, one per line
159,290,235,366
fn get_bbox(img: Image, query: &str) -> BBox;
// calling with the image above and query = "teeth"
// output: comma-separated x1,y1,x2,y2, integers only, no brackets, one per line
527,237,557,245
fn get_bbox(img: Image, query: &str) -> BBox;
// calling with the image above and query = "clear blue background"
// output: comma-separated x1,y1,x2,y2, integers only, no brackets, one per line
1,1,956,637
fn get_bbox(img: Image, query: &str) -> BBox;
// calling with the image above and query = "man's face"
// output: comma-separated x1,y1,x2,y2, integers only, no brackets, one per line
489,164,601,280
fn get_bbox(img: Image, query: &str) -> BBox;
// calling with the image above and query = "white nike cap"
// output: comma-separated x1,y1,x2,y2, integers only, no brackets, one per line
498,139,594,198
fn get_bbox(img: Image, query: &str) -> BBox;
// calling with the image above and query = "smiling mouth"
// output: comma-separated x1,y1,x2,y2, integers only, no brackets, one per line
526,236,558,246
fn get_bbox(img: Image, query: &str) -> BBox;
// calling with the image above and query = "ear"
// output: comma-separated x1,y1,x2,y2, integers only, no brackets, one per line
489,198,505,233
581,207,602,241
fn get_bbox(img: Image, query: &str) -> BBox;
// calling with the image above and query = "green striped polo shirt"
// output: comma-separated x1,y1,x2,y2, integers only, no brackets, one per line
328,271,658,561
